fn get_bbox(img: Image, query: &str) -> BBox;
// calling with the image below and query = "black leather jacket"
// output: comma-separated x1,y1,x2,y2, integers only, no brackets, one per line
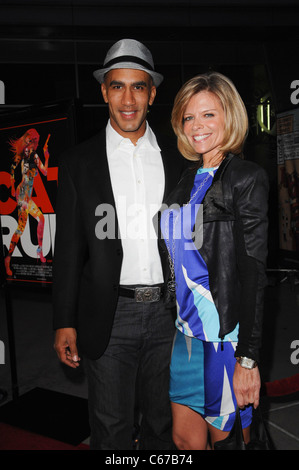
160,153,269,362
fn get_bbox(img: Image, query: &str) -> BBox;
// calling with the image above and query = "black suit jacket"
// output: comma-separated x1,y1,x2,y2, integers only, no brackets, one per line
52,127,186,359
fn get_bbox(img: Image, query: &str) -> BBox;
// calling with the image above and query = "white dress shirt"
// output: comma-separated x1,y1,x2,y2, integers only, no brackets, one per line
106,121,165,285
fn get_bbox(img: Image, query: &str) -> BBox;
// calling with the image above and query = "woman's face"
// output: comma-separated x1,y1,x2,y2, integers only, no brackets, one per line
182,90,225,164
24,130,40,151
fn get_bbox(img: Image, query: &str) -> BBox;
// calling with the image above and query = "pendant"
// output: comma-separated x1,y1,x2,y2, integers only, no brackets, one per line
167,280,177,293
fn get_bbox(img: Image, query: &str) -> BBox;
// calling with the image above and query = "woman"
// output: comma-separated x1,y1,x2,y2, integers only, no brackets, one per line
160,72,269,449
4,129,50,276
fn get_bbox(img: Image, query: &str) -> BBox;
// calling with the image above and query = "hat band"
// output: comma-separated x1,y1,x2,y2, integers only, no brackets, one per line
104,55,154,72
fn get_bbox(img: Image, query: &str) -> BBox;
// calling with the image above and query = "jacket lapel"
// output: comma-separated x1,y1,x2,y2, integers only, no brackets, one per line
84,129,121,243
86,129,117,209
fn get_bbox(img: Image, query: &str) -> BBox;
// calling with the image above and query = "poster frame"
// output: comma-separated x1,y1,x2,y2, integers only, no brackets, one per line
276,107,299,269
0,99,79,289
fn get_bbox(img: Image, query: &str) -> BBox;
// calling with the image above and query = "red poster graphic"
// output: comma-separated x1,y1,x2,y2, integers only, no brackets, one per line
0,101,77,285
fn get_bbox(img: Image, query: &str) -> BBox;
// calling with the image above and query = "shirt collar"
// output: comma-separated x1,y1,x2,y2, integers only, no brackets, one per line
106,120,161,156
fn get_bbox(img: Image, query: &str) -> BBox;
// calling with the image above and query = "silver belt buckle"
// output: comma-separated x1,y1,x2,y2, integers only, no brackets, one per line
135,287,161,303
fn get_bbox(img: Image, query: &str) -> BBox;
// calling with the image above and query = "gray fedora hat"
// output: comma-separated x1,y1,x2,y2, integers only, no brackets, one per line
93,38,164,87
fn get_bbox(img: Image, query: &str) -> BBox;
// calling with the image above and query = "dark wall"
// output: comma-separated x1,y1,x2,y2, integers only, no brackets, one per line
1,1,299,262
1,1,298,131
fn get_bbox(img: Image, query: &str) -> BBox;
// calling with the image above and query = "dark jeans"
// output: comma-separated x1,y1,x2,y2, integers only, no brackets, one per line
84,295,176,450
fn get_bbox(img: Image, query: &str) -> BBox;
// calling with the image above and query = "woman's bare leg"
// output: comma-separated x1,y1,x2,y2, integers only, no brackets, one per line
171,402,209,450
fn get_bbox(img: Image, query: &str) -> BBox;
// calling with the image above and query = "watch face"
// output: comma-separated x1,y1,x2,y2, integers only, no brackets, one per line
240,357,256,369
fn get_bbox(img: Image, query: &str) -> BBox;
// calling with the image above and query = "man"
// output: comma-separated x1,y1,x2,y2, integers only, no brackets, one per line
53,39,185,450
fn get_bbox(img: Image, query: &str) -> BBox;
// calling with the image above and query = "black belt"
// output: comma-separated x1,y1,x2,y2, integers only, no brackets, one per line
119,285,164,303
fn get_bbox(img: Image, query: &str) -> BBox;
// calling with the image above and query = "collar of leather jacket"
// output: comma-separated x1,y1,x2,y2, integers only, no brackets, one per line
165,152,236,208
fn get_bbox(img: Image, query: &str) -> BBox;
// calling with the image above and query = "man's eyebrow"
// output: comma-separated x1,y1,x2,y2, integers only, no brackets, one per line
132,81,148,87
108,80,148,87
109,80,124,86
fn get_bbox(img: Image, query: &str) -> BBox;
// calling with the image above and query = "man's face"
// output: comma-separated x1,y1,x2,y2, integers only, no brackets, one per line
101,68,156,144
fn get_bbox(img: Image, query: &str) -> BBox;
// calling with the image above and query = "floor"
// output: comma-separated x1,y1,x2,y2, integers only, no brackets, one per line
0,271,299,450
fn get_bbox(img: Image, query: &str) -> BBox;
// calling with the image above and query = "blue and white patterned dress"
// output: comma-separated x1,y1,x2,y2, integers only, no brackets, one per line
161,167,252,431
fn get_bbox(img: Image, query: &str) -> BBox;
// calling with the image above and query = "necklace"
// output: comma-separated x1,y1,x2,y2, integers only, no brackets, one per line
164,171,212,293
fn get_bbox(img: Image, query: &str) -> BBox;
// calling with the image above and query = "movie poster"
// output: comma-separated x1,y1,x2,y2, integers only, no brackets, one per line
0,102,77,285
277,108,299,252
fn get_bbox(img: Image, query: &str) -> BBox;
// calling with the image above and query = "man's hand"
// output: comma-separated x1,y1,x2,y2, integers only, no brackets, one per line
233,361,261,409
54,328,80,369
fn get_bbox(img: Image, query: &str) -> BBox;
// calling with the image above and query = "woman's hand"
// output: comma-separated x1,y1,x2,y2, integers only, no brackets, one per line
233,361,261,409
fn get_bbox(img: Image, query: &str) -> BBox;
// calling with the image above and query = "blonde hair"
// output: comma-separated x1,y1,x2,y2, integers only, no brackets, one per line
171,72,248,162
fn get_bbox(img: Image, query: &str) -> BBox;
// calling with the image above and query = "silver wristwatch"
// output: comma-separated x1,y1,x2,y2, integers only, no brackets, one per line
236,356,257,369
